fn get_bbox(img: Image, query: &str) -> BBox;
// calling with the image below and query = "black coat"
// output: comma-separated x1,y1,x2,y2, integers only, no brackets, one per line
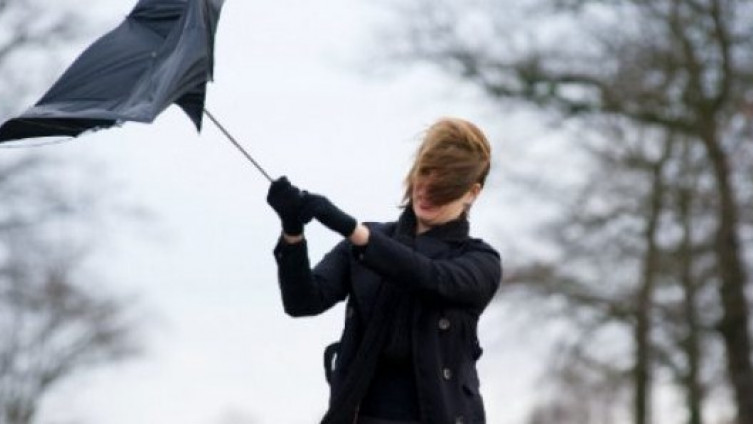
273,210,502,424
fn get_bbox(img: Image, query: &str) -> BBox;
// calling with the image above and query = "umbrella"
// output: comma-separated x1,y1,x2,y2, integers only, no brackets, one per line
0,0,272,181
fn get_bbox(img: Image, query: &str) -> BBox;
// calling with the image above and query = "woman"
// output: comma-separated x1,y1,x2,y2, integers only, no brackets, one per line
267,118,501,424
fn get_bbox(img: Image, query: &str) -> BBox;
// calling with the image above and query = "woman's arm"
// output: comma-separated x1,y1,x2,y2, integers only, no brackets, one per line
348,223,370,246
274,237,351,317
306,196,501,307
283,233,305,244
354,228,501,307
267,177,351,316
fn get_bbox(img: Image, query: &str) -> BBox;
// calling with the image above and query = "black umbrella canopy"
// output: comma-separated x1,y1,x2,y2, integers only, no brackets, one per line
0,0,225,143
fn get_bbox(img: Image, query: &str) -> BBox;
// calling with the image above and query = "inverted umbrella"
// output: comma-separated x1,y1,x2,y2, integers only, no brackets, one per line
0,0,272,181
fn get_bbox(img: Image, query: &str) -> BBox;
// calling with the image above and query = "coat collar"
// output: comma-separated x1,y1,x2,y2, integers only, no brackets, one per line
395,205,470,244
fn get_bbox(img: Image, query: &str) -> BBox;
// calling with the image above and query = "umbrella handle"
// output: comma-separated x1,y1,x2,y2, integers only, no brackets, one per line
203,109,273,183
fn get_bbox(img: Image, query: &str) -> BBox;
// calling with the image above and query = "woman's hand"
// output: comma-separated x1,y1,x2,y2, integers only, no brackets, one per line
266,176,307,237
301,192,368,245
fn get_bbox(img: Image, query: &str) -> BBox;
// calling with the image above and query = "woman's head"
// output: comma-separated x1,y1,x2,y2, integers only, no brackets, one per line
404,118,492,230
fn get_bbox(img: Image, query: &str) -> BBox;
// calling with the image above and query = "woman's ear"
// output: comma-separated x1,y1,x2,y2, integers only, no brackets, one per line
469,183,482,203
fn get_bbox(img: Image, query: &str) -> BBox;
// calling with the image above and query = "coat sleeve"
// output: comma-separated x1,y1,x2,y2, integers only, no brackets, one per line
356,229,502,307
273,237,351,317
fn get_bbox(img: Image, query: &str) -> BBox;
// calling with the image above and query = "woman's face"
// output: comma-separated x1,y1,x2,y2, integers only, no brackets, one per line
411,175,480,233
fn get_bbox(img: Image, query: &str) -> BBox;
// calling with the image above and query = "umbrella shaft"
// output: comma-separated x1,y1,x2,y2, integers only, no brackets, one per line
204,109,273,182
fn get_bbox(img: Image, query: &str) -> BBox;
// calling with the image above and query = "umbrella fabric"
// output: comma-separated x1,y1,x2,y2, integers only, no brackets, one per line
0,0,225,143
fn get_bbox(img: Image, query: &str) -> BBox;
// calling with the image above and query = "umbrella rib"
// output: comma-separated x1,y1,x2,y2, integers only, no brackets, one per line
8,118,103,133
203,109,273,182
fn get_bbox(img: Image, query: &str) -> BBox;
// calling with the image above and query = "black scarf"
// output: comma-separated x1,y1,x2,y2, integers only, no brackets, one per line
380,209,417,362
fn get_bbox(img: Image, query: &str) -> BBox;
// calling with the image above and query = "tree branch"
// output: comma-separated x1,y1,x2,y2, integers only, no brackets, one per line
709,0,733,110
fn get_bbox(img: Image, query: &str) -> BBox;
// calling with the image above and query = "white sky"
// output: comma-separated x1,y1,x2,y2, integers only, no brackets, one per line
11,0,558,423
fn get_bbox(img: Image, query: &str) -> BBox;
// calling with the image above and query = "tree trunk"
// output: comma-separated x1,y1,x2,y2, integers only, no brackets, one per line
634,139,672,424
677,142,704,424
680,239,704,424
701,129,753,424
634,298,652,424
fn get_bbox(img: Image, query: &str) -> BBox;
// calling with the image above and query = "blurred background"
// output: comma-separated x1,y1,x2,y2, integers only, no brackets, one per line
1,0,752,423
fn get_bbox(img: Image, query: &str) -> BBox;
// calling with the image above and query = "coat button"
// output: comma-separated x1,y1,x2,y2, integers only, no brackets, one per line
438,318,450,331
346,307,354,319
455,416,465,424
442,367,453,380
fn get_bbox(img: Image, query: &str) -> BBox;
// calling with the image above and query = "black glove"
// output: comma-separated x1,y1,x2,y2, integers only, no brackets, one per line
266,176,306,235
301,192,358,238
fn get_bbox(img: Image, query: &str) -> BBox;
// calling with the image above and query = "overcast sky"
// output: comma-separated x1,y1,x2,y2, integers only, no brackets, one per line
9,0,557,423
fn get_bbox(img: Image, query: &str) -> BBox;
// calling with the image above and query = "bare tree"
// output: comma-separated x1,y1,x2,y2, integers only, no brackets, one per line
503,123,732,424
0,2,143,422
0,240,139,424
0,153,144,424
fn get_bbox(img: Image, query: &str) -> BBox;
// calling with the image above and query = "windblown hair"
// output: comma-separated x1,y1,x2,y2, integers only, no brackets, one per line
402,117,492,206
